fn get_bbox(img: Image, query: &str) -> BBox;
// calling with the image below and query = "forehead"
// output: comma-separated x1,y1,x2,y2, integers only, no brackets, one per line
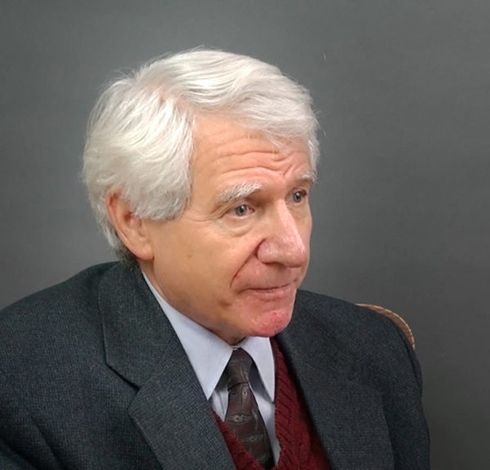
191,115,311,184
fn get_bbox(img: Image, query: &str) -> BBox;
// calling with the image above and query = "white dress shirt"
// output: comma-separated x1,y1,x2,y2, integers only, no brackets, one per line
142,273,280,462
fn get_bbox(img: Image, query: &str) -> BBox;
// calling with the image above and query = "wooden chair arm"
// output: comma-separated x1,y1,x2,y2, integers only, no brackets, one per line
357,303,416,351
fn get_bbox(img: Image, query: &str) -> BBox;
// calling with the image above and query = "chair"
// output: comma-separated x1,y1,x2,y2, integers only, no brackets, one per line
357,303,416,350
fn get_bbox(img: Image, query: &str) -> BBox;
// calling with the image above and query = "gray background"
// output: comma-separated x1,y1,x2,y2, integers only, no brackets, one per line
1,0,489,468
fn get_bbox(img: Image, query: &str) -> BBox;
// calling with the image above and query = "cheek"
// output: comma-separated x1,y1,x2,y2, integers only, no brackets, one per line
231,260,265,289
220,237,261,281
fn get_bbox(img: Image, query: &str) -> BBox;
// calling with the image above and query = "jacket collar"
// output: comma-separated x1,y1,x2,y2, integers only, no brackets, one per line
98,262,171,387
98,263,234,468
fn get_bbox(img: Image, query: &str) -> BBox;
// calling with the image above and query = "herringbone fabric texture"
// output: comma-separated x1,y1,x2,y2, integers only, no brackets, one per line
224,349,273,469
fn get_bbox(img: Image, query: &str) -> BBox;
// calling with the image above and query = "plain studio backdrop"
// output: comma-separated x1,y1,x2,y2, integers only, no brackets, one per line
1,1,489,468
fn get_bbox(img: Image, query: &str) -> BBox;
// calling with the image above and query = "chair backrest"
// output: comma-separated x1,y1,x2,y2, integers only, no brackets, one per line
357,303,416,351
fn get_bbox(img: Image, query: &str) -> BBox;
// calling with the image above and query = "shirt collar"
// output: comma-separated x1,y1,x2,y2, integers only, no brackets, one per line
142,272,275,401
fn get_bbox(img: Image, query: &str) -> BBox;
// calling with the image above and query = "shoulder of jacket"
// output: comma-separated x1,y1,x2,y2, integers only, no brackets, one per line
1,262,117,317
295,288,412,351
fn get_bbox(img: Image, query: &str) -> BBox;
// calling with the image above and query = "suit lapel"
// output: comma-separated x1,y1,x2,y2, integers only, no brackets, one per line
98,263,233,469
278,294,394,470
128,332,234,469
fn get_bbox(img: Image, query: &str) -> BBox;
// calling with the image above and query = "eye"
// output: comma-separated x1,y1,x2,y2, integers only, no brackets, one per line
291,189,308,204
230,204,254,217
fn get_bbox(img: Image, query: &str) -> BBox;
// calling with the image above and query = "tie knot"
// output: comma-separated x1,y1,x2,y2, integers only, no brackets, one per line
225,349,253,389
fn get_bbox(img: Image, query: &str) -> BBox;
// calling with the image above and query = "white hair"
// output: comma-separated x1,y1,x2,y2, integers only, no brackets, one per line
82,49,319,257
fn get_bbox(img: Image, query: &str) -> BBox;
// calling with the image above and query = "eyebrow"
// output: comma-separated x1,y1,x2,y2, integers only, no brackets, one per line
300,170,317,185
216,181,263,206
215,170,317,207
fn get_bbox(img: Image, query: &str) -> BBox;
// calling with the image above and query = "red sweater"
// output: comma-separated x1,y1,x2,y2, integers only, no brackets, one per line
215,339,331,469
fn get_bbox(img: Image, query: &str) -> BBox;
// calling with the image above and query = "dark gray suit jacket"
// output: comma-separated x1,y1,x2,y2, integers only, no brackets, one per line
0,262,430,469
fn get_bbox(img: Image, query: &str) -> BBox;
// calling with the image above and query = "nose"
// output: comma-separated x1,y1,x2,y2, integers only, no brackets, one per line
256,202,309,268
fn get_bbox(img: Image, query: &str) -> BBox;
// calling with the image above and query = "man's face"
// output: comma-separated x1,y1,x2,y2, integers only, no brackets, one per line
142,116,313,344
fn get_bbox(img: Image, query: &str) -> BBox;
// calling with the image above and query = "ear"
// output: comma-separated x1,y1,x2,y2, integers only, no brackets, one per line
105,192,154,260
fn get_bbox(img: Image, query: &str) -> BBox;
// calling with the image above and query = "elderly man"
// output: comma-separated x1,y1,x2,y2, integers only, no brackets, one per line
0,50,429,469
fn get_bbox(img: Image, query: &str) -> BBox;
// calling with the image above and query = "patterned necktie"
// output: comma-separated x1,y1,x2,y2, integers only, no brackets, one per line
224,348,274,469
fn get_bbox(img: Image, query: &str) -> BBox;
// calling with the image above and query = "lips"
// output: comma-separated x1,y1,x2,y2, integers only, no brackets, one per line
249,283,293,291
242,277,298,291
244,282,297,299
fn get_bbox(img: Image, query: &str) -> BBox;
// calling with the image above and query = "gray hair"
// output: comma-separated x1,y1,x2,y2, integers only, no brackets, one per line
82,49,319,257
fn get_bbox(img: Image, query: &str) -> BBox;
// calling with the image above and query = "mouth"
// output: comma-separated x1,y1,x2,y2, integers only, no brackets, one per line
245,282,297,299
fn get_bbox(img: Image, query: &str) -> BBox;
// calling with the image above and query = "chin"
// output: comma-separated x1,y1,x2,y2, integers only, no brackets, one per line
232,285,297,338
248,306,294,338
